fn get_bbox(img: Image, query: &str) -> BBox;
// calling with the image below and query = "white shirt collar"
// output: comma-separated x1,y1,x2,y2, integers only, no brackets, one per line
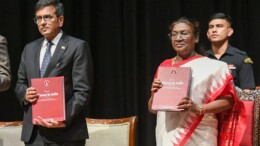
42,30,63,47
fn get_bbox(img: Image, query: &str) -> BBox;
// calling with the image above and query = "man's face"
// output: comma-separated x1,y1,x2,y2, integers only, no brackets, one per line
35,5,64,40
207,19,233,43
170,22,198,55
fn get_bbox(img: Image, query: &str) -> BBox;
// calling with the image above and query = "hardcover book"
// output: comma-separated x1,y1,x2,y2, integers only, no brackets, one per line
151,67,192,111
31,76,65,124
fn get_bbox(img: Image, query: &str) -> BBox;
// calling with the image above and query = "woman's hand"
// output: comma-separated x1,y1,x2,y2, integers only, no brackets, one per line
177,96,234,114
177,97,198,113
151,79,163,93
148,79,163,114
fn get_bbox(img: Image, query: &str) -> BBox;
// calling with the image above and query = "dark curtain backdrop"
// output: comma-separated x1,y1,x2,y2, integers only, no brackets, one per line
1,0,260,145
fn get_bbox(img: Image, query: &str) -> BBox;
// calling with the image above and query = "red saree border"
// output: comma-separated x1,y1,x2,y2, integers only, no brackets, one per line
179,69,238,146
154,55,203,78
173,55,203,67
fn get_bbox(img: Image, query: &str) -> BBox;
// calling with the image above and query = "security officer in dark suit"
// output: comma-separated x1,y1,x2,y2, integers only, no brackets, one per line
206,13,255,91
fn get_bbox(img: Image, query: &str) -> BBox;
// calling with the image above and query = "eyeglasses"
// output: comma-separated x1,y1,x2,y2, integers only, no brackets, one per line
168,31,191,40
33,14,55,24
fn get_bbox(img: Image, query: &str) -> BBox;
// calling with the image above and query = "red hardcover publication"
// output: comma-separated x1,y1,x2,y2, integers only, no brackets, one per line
31,76,65,124
151,67,192,111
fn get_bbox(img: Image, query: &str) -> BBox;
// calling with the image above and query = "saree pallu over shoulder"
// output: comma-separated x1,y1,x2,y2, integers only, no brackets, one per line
217,79,246,146
155,56,246,146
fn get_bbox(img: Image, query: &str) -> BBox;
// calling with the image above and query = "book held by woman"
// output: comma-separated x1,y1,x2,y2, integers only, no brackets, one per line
152,67,192,111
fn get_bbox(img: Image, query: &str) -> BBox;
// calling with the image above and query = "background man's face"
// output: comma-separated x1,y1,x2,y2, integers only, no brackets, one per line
207,19,233,43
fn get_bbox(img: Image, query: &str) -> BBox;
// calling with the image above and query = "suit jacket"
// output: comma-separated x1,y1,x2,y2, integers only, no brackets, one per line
15,33,93,142
0,35,11,91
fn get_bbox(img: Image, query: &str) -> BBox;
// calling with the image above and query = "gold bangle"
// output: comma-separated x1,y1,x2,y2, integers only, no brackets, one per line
197,104,205,115
197,105,202,115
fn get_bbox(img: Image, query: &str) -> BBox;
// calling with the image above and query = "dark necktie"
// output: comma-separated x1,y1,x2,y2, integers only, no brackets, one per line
40,41,53,77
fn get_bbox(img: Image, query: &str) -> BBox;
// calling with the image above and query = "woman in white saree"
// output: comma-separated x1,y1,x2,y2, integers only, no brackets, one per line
148,17,246,146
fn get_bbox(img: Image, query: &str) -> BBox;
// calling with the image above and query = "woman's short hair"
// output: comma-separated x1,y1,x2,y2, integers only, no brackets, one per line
169,17,200,39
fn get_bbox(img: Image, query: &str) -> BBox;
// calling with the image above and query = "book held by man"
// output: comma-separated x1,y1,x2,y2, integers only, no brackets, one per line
31,76,65,124
151,67,192,111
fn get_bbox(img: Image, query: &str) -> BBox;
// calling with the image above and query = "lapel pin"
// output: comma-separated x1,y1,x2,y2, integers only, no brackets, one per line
61,46,66,49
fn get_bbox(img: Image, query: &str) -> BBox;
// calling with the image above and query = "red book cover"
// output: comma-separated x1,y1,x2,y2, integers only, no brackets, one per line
151,67,192,111
31,76,65,124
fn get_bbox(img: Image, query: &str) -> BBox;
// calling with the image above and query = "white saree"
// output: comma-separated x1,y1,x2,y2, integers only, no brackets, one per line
155,56,245,146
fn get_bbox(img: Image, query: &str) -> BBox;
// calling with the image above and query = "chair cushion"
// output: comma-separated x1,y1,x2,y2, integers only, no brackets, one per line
0,125,23,146
86,122,130,146
240,101,254,146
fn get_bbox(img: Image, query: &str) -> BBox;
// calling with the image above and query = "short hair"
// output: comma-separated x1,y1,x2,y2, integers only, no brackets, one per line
169,17,200,39
35,0,64,16
208,13,232,26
